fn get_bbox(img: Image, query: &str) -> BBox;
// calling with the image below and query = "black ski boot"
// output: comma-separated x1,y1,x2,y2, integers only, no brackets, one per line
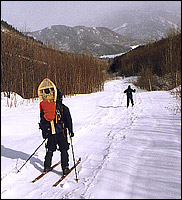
43,166,52,172
63,167,70,175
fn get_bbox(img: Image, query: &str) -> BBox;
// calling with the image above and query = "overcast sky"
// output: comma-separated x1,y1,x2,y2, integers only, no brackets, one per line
1,1,181,32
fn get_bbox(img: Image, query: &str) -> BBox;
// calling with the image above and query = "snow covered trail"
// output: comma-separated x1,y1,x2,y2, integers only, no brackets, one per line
1,77,181,199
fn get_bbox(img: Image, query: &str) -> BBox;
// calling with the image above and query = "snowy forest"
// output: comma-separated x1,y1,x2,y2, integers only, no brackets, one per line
1,25,108,99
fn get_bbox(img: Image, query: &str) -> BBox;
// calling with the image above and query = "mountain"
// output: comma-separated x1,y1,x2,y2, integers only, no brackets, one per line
25,8,181,56
26,25,143,56
100,9,181,41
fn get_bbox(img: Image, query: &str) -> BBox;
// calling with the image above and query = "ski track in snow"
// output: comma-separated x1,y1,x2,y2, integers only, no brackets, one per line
1,77,181,199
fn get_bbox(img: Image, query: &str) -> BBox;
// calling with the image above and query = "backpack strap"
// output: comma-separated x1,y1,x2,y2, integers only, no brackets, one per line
55,104,65,137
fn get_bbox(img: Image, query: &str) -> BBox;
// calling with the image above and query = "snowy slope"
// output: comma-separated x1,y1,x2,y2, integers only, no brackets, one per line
1,77,181,199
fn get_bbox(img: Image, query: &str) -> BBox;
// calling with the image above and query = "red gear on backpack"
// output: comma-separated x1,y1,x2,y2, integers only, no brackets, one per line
40,101,56,121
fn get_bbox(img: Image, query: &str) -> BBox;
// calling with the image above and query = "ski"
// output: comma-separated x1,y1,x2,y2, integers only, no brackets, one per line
32,161,61,183
52,157,81,187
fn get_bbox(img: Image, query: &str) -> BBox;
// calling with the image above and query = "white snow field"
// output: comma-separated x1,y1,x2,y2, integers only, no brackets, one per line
1,77,181,199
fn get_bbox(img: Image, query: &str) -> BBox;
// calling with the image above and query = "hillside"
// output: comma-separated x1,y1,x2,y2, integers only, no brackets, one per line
1,20,44,46
109,29,181,91
25,25,143,56
1,21,109,99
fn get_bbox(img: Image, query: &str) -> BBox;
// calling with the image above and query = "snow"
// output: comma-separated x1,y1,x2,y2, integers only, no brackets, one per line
130,45,139,49
1,77,181,199
99,52,125,59
113,23,128,31
99,45,139,59
1,28,9,33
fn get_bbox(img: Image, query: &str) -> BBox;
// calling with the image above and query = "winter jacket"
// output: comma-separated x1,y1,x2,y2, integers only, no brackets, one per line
124,86,136,98
39,101,74,139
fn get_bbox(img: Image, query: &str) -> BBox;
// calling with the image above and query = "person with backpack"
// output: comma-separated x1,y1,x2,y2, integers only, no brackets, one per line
39,88,74,175
124,85,136,108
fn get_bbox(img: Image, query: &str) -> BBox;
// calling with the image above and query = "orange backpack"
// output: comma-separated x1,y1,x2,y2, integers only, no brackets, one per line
40,101,56,121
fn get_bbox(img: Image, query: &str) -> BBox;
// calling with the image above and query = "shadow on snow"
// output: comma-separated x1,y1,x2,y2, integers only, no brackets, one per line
1,145,62,175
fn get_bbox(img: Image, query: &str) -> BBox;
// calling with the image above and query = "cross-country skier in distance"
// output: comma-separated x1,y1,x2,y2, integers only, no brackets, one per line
124,85,136,108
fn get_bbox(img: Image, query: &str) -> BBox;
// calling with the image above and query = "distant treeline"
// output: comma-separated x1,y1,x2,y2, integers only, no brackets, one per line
1,20,24,35
1,30,107,99
109,28,181,91
1,20,44,45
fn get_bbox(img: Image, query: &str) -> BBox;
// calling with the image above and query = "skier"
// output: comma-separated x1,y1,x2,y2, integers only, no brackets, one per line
39,88,74,175
124,85,136,108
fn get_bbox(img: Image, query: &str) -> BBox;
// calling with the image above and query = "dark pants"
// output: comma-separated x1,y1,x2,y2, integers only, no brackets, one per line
44,132,69,170
127,96,134,107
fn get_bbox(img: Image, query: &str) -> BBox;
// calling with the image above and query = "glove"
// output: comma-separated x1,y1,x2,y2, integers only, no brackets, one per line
40,123,51,139
39,122,42,130
42,132,49,139
70,132,74,137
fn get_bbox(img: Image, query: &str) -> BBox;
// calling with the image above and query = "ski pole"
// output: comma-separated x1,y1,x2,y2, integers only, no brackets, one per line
17,138,47,173
68,132,78,182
